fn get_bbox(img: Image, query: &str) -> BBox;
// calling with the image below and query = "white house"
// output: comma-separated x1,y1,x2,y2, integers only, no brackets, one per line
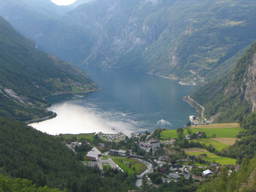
86,147,102,161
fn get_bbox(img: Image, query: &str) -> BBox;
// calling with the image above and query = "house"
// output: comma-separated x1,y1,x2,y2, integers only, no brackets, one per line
109,149,127,157
202,169,213,176
86,147,102,161
66,142,82,152
97,132,126,142
168,172,180,180
139,139,161,153
150,139,161,151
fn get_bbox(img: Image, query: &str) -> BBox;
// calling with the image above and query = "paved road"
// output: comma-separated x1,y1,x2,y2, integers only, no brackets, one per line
100,158,124,172
135,159,153,187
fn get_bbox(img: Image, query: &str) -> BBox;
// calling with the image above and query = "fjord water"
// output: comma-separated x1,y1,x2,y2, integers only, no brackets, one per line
31,69,195,135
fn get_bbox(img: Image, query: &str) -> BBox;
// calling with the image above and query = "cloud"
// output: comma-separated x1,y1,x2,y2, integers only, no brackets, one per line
51,0,77,6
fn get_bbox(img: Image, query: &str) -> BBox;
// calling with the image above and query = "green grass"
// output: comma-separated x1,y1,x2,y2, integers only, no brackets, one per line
110,156,146,175
160,127,242,140
190,123,240,129
192,138,229,151
185,148,236,165
103,164,112,170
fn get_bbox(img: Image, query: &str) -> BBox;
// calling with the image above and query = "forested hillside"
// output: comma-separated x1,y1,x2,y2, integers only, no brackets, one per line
0,16,95,121
192,43,256,122
0,117,134,192
1,0,256,84
0,175,62,192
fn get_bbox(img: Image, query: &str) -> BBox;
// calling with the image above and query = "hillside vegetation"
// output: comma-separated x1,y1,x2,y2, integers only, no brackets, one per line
196,113,256,191
0,16,95,121
0,175,62,192
197,158,256,192
0,117,134,192
193,42,256,122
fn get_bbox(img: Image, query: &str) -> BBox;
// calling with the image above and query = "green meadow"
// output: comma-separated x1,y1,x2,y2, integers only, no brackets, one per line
160,123,242,140
110,156,146,175
192,138,229,151
185,148,236,165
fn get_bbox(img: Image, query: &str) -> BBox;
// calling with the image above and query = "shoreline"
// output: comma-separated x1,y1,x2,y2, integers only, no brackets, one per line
26,112,57,125
27,89,97,125
147,72,197,86
183,96,208,122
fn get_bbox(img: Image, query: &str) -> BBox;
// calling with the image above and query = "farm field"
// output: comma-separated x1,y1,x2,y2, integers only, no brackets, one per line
192,138,230,151
110,156,146,175
212,138,237,145
185,148,236,165
160,123,242,140
190,123,240,129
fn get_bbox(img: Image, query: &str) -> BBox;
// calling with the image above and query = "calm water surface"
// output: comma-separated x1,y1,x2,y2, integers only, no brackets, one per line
30,69,195,135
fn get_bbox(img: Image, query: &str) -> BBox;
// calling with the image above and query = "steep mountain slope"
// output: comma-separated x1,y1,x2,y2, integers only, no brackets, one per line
69,0,256,77
192,43,256,122
0,0,95,65
2,0,256,84
0,17,95,121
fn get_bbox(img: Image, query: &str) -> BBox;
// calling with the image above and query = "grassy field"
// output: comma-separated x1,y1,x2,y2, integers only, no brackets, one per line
185,148,236,165
212,138,237,145
110,156,146,175
192,138,229,151
190,123,240,129
160,123,242,140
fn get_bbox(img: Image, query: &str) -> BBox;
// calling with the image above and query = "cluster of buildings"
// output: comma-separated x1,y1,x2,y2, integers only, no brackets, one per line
139,139,161,153
66,131,216,188
97,132,127,142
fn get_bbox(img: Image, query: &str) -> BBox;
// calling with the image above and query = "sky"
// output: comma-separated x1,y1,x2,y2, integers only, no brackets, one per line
51,0,77,6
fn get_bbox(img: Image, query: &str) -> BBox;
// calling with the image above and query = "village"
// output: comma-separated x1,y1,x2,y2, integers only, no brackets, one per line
60,118,239,189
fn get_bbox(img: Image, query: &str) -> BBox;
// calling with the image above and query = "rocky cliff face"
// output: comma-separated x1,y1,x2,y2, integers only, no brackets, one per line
1,0,256,84
245,53,256,112
193,43,256,122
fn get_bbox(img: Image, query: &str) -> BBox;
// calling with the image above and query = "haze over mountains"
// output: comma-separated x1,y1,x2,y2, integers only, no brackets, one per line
1,0,256,85
2,1,256,191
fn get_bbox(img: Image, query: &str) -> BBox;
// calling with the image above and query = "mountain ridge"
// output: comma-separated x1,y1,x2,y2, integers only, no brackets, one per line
0,16,96,121
3,0,256,84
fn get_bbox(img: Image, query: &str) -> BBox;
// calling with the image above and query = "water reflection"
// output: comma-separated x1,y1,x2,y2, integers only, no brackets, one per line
30,102,137,136
30,70,195,135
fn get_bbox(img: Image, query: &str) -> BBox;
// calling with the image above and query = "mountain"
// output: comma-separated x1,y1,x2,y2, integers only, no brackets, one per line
0,17,95,121
1,0,256,84
0,0,95,65
192,42,256,122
